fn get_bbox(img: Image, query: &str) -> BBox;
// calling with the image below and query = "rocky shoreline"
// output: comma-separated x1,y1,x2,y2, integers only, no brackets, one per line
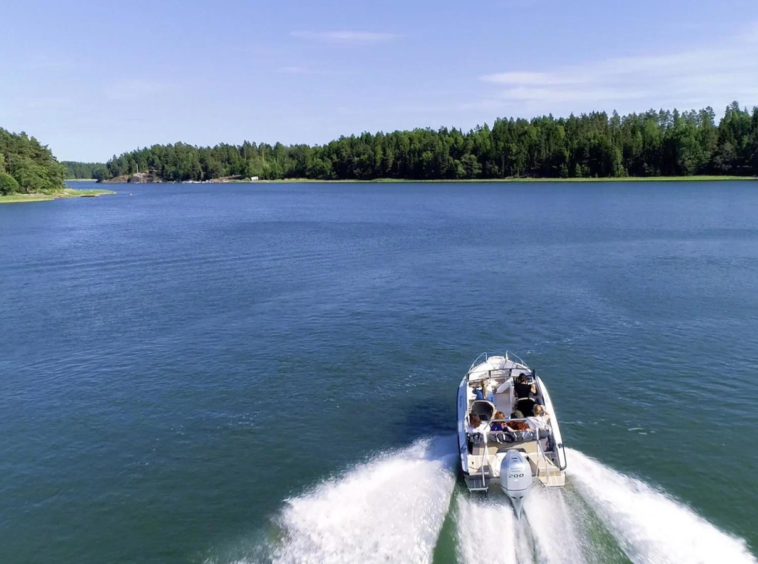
101,173,248,184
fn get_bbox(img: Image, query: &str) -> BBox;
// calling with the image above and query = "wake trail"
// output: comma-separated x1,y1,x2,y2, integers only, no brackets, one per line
524,486,595,563
270,436,457,564
455,487,590,564
219,442,755,564
456,450,756,564
567,448,757,564
455,494,532,564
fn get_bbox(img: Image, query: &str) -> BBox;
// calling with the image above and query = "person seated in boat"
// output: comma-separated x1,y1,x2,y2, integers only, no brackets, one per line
489,411,507,431
467,413,486,434
466,413,487,453
526,404,550,431
473,381,495,403
505,410,529,431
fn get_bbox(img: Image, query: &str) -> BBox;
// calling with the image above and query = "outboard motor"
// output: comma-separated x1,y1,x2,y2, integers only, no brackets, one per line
499,450,532,519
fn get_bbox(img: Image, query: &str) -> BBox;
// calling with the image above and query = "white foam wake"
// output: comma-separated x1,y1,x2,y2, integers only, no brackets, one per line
524,486,591,563
455,487,590,564
455,494,533,564
271,437,456,564
567,448,757,564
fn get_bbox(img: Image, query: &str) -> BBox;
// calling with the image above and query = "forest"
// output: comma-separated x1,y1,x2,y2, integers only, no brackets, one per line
0,129,66,195
99,103,758,182
63,161,106,180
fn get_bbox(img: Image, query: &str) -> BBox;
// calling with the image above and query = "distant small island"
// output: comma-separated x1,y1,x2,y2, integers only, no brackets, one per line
66,102,758,184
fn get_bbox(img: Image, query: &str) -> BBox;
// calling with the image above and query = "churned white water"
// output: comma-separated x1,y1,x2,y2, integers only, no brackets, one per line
455,486,589,564
455,448,756,564
524,486,591,563
455,494,533,564
235,442,757,564
270,437,456,564
567,448,757,564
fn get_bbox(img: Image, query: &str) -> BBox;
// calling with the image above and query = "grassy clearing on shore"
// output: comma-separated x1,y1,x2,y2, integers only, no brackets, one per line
244,175,756,184
0,193,57,203
0,188,115,205
63,188,116,196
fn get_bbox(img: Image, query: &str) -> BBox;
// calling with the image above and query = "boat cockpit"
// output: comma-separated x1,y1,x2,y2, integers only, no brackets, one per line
466,359,543,420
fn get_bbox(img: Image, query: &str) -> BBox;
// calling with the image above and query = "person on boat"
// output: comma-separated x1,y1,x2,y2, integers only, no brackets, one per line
513,374,537,401
505,410,529,431
490,411,507,431
473,381,495,403
526,404,550,431
513,374,542,416
466,413,488,453
467,413,486,434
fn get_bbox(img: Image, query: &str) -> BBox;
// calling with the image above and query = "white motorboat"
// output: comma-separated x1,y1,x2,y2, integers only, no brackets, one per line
457,352,567,517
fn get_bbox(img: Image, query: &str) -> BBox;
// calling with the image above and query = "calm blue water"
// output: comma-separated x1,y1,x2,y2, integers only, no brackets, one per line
1,181,757,563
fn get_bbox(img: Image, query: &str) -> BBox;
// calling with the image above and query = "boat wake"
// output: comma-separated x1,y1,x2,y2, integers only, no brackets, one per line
455,449,756,564
455,480,610,564
565,448,756,564
270,437,457,564
218,440,755,564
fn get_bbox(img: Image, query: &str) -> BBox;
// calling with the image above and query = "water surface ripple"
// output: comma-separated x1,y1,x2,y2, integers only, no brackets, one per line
1,181,757,563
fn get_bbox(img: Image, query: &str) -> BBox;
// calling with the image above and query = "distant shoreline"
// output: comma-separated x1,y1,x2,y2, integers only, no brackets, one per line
0,188,115,205
237,176,757,184
86,175,758,185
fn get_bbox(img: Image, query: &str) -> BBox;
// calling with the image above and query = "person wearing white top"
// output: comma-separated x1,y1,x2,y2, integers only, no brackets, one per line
467,413,488,434
526,404,550,431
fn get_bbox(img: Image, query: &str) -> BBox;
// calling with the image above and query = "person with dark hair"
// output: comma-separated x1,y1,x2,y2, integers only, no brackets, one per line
466,413,487,453
506,409,529,431
513,373,543,415
513,374,536,401
467,413,485,434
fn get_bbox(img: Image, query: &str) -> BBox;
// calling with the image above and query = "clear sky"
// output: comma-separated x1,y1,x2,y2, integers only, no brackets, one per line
3,0,758,162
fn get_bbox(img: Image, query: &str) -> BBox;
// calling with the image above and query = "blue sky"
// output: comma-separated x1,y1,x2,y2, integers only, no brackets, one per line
3,0,758,161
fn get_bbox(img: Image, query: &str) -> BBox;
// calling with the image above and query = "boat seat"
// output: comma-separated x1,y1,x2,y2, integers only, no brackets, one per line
515,398,536,417
470,400,496,421
493,392,513,415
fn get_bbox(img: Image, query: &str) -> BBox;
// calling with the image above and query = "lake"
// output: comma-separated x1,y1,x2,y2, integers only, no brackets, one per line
1,180,757,563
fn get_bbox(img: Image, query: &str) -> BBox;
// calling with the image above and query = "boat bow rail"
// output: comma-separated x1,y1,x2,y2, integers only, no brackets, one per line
468,351,528,371
467,352,533,382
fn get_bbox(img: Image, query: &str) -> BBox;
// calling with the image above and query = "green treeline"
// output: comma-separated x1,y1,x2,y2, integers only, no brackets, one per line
102,102,758,182
63,161,106,180
0,129,66,195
